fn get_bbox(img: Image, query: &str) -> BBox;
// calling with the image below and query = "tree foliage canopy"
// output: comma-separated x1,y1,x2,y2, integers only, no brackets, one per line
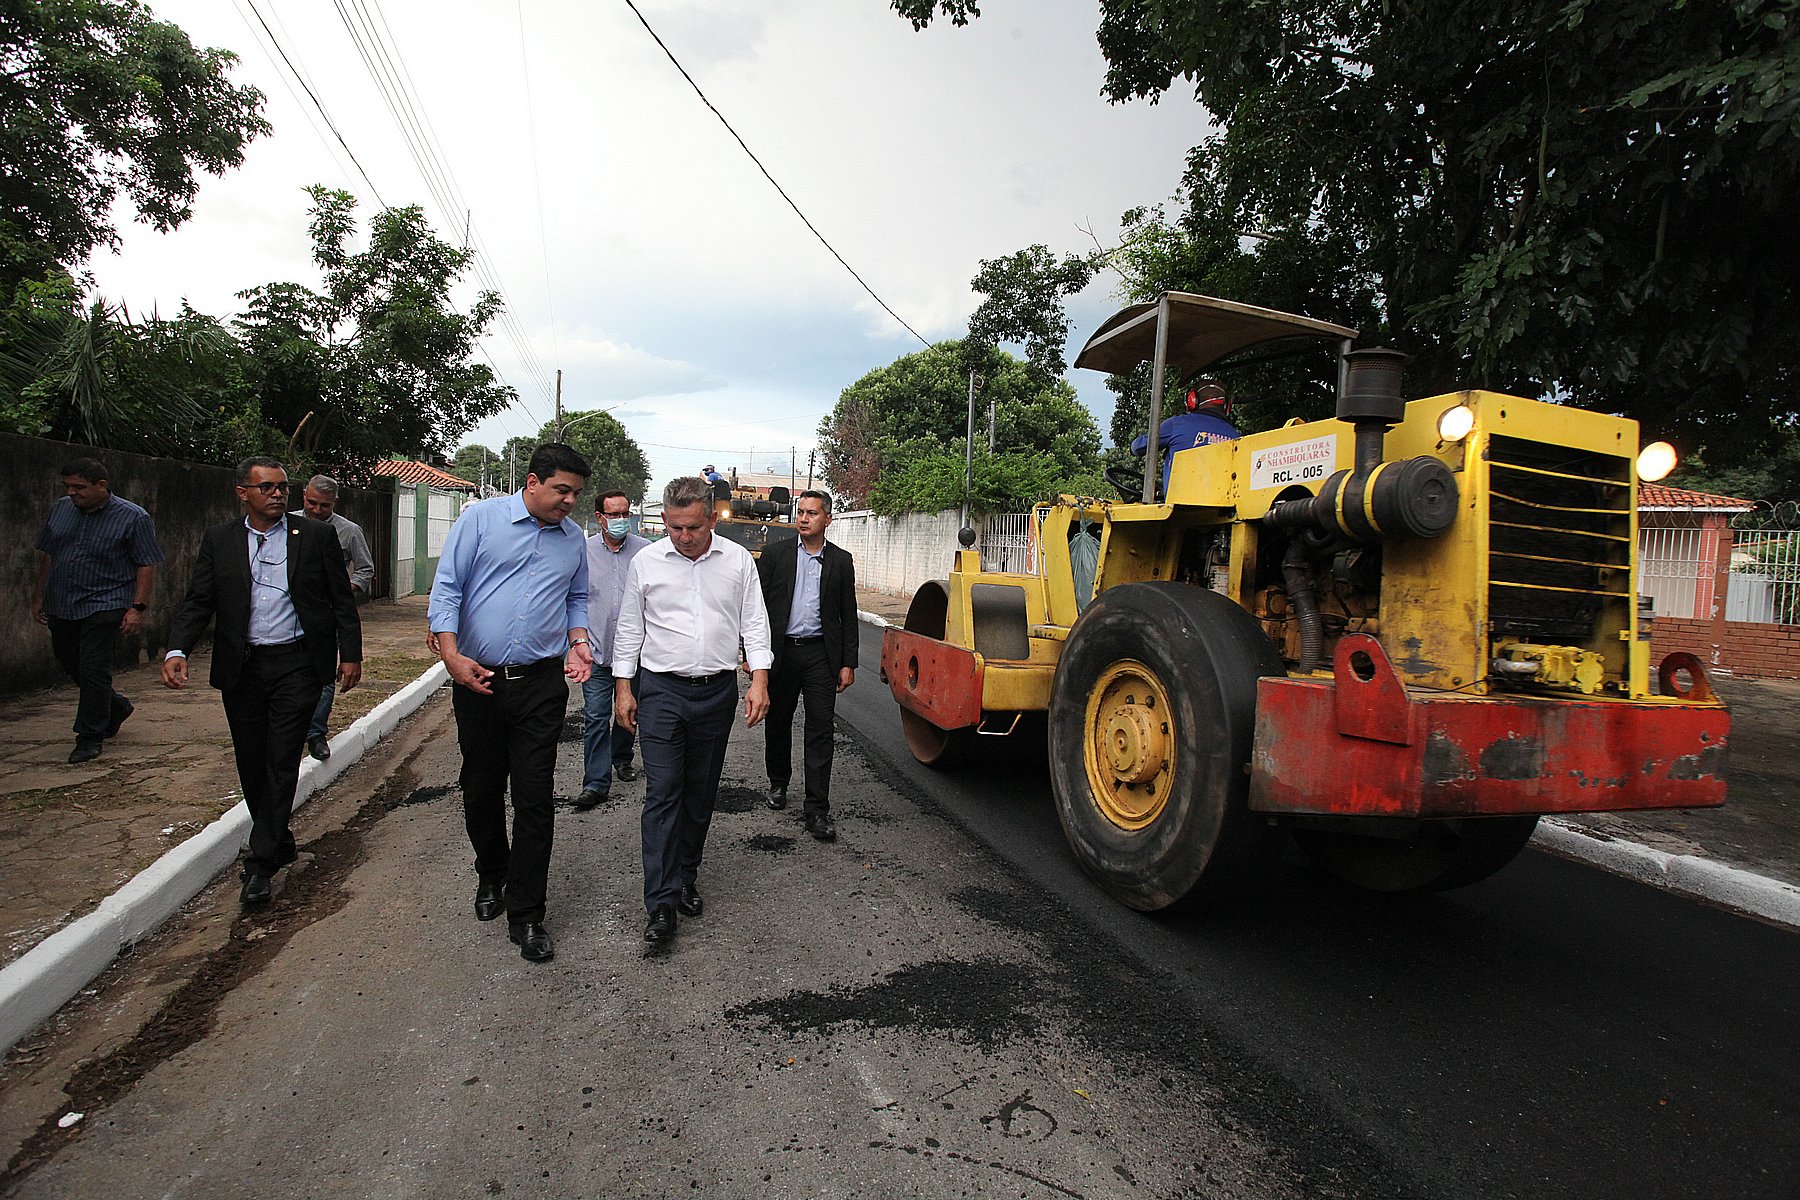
234,187,512,477
0,0,269,295
817,339,1102,512
537,411,650,504
904,0,1800,467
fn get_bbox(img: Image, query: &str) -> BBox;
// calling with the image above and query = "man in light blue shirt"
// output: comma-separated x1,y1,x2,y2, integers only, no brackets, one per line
575,489,649,810
429,444,593,964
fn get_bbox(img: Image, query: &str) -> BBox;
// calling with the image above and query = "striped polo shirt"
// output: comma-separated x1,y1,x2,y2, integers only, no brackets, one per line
34,494,164,620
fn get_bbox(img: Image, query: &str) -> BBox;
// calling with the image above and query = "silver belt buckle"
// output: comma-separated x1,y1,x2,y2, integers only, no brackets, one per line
503,662,528,681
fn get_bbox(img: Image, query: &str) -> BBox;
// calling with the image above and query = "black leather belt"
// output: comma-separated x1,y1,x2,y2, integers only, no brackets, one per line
246,639,306,655
482,656,562,682
656,670,731,685
785,635,823,645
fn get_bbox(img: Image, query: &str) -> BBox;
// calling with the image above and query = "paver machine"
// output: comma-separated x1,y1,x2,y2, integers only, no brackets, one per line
882,292,1729,910
709,473,800,559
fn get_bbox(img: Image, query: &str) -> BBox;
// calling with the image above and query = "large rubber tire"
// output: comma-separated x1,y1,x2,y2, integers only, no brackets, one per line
1295,815,1541,893
1047,582,1286,912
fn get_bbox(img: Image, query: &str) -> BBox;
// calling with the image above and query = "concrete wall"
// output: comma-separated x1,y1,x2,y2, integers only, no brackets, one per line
1,434,394,697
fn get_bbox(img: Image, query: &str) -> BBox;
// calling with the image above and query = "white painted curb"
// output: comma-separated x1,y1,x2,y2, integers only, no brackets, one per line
856,609,892,629
0,663,449,1056
1535,819,1800,930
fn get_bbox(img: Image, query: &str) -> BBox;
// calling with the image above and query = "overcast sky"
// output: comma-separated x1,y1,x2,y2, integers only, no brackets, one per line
88,0,1212,497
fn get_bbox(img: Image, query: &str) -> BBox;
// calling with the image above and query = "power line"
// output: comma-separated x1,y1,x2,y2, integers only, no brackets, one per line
515,0,561,374
239,0,386,206
323,0,554,427
620,0,932,350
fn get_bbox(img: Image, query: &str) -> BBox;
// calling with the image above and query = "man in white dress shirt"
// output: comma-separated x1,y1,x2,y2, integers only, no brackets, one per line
613,475,772,947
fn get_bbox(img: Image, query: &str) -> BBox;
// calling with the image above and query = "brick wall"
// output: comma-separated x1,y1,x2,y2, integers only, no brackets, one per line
1652,615,1800,681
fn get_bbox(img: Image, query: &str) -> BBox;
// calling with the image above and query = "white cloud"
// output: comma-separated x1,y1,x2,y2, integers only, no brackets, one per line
92,0,1214,491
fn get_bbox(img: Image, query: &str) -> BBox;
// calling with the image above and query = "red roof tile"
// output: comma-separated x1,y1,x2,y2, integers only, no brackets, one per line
1638,482,1755,510
375,460,477,490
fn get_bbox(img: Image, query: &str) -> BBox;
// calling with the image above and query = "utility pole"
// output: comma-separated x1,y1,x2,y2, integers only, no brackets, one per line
987,395,996,452
553,369,564,440
481,446,489,495
790,446,797,503
806,449,815,492
961,370,980,529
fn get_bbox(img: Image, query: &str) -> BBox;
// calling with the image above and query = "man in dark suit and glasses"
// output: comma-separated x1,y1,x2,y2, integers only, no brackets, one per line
756,490,857,840
160,456,362,906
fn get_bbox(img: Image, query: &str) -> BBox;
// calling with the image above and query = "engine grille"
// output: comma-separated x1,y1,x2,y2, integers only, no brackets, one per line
1486,435,1634,643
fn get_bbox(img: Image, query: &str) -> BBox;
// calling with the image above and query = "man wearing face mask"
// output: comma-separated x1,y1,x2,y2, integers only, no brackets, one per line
575,490,650,811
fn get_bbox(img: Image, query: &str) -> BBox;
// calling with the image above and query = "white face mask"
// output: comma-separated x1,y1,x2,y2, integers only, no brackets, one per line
606,516,632,538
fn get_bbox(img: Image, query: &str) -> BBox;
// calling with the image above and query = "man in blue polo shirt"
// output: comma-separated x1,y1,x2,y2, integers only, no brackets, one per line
32,457,163,764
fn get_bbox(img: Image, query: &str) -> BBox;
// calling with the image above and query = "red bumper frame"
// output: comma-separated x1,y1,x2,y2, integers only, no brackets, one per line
1249,636,1729,817
881,627,983,730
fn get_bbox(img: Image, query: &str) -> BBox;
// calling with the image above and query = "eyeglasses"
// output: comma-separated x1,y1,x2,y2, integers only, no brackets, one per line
240,481,286,495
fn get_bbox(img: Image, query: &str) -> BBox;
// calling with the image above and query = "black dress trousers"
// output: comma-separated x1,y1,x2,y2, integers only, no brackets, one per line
451,659,565,925
765,638,838,817
222,642,322,875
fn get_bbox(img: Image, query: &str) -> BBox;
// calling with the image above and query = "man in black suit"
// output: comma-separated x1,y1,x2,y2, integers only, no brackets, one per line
161,456,362,905
756,489,857,841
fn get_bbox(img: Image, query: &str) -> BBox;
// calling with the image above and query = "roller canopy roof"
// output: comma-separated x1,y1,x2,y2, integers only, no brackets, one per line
1072,292,1358,376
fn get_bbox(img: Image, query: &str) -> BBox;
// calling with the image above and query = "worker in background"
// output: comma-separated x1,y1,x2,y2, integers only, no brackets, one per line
702,464,725,486
1129,380,1240,497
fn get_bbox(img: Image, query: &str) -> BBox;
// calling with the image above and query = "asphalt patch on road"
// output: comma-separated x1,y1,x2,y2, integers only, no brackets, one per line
713,784,762,814
0,728,447,1192
398,783,455,807
559,716,584,743
727,958,1046,1050
835,714,1427,1200
746,833,796,855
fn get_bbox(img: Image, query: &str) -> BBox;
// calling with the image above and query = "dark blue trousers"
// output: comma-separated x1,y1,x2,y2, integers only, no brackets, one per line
637,670,736,914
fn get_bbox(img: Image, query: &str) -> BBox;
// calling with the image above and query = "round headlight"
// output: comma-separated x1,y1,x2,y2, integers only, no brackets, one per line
1637,441,1678,482
1436,403,1475,442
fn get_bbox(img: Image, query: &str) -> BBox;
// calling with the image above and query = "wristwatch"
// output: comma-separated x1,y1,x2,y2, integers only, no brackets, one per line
568,638,590,648
130,603,148,612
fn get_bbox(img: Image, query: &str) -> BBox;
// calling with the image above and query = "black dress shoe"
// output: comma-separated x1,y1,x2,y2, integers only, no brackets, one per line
573,787,606,810
643,905,677,943
474,882,503,922
614,762,639,782
68,738,102,765
307,736,331,762
677,882,703,917
240,873,272,906
508,922,555,962
104,697,134,739
767,784,787,810
805,812,837,842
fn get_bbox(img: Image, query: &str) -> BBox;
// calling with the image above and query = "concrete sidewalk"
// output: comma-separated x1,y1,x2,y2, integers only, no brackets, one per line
1,595,440,974
0,588,1793,1039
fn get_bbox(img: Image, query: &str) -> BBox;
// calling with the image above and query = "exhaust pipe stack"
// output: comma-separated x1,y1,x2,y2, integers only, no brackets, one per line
1266,348,1458,542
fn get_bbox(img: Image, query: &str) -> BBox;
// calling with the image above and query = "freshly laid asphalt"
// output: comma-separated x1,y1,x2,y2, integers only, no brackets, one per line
1,592,1795,1056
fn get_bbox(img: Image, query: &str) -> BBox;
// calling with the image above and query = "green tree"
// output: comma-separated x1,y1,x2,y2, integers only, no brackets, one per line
450,443,497,490
869,444,1104,517
536,411,650,503
817,340,1102,511
0,0,269,296
898,1,1800,468
966,245,1098,380
234,187,513,479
